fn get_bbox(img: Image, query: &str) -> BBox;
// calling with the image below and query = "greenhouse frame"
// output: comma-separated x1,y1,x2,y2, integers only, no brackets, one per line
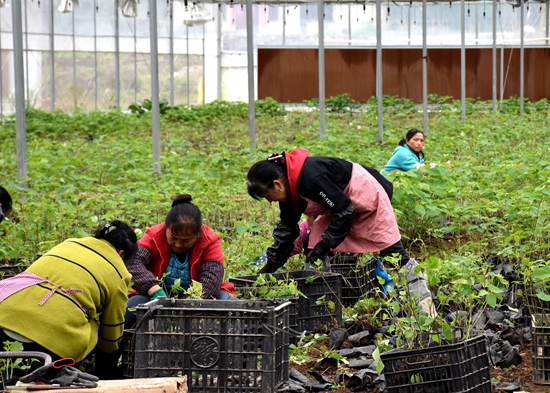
2,0,549,179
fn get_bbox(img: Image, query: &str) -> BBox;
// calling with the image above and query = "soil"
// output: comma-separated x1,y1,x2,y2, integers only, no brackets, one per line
290,341,550,392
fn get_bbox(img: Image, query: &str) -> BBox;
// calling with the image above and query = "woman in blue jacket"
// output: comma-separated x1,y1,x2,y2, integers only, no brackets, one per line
382,128,425,173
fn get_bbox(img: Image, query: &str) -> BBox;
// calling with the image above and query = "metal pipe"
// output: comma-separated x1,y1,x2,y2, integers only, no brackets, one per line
24,0,29,104
461,0,466,120
520,0,524,117
149,0,161,175
246,0,256,148
217,5,222,100
50,0,55,111
422,0,428,135
492,0,497,112
94,0,98,110
170,0,174,106
187,25,190,104
115,0,120,109
376,0,383,141
500,44,504,101
72,10,77,111
11,0,28,187
134,17,137,104
319,0,326,140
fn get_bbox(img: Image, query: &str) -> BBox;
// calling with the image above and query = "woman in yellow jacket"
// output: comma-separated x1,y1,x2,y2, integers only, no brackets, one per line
0,220,137,381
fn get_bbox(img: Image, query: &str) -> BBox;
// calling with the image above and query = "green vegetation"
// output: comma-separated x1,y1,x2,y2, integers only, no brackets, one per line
1,95,550,362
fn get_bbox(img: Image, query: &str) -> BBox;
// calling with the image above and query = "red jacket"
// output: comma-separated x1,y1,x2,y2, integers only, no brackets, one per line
138,223,235,295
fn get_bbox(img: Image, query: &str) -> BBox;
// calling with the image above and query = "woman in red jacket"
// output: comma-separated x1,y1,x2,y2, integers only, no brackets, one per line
125,193,235,328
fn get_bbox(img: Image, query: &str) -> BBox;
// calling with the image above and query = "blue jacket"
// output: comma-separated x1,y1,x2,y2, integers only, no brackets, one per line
382,144,424,173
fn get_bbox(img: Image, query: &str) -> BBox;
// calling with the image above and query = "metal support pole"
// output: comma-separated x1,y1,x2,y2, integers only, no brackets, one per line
245,0,256,148
94,0,98,110
50,0,55,111
169,0,174,105
319,0,326,140
408,4,411,45
115,1,120,109
72,10,77,111
376,0,383,141
492,0,497,112
202,23,205,103
217,5,222,100
134,17,137,104
500,45,504,101
149,0,161,175
461,0,466,120
12,0,28,187
546,0,549,42
348,4,351,45
422,0,428,135
520,0,524,117
186,25,190,104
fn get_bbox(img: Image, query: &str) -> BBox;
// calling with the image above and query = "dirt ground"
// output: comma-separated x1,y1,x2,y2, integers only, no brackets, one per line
290,341,550,393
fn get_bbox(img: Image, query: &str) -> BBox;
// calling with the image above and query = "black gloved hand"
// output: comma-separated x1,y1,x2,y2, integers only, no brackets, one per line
258,259,280,274
306,241,331,264
49,366,99,388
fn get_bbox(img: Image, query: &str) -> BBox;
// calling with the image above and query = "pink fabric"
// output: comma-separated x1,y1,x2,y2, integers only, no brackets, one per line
0,271,85,310
290,220,310,256
304,163,401,253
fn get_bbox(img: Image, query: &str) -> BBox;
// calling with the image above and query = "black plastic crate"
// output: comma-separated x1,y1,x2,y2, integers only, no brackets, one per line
329,256,377,306
381,335,491,393
121,329,135,379
132,298,290,393
230,270,342,333
532,325,550,384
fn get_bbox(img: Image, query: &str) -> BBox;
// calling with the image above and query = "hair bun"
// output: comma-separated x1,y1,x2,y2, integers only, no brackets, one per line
171,193,193,208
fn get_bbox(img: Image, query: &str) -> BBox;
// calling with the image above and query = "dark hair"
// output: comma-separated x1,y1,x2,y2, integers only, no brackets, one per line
94,220,138,263
0,186,13,216
165,194,202,236
398,128,425,159
247,157,288,200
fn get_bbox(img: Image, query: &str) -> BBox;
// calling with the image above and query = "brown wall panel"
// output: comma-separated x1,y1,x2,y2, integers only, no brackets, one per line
258,47,550,104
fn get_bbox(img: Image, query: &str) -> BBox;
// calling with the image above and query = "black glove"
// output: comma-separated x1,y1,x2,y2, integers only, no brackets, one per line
20,364,99,388
306,241,331,264
49,367,99,388
258,259,280,274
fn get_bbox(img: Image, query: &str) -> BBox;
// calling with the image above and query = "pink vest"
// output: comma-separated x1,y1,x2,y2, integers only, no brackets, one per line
304,163,400,253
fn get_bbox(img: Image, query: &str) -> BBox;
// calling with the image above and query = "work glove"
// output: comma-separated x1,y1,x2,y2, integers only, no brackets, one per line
49,367,99,388
305,241,331,265
258,259,279,274
149,287,168,300
20,364,99,388
254,253,268,266
374,258,394,294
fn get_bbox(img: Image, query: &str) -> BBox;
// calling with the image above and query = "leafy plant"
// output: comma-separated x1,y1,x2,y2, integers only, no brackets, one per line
0,341,37,388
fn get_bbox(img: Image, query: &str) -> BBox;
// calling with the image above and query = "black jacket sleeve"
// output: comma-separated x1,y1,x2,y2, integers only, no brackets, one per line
265,202,302,268
320,203,355,249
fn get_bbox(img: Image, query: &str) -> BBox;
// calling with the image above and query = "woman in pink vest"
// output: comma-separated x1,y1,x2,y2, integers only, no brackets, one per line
247,148,435,315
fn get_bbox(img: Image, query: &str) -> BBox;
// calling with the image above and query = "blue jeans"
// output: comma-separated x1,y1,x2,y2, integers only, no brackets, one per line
124,291,235,329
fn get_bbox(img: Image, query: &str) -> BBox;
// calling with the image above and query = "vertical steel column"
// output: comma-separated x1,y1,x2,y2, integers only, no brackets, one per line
94,0,98,110
246,0,256,148
134,17,137,104
376,0,383,141
422,0,428,135
319,0,326,140
0,9,3,116
202,23,205,103
492,0,497,112
348,4,351,45
217,5,222,100
115,1,120,109
170,0,174,105
408,4,411,45
461,0,466,120
520,0,524,117
50,0,55,111
186,25,190,104
12,0,28,186
149,0,161,175
72,10,77,111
